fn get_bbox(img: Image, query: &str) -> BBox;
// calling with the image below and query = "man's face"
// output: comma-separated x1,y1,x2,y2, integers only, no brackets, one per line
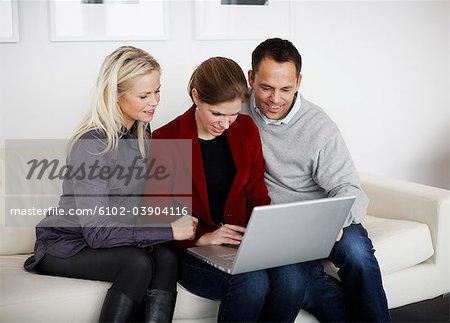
249,57,301,120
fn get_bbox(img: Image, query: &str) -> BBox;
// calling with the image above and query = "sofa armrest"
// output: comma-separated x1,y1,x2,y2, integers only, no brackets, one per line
359,172,450,271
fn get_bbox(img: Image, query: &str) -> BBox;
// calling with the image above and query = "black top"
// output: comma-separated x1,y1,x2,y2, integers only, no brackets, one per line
199,135,236,226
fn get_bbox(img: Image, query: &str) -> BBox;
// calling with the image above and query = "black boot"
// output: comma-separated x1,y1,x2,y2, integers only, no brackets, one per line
99,288,138,323
144,289,177,323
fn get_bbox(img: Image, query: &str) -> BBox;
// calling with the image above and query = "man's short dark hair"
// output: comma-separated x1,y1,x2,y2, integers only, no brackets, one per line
251,38,302,76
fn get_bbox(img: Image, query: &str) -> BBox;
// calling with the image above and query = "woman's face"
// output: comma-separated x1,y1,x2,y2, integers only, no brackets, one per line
118,70,161,130
193,89,242,140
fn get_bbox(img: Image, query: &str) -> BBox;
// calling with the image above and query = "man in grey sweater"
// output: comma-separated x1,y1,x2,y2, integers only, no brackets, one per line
242,38,391,322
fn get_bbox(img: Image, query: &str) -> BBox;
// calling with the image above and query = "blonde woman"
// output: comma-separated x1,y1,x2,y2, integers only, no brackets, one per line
24,46,197,323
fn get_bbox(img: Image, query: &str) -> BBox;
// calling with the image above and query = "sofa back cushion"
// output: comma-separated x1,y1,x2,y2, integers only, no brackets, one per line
0,147,62,255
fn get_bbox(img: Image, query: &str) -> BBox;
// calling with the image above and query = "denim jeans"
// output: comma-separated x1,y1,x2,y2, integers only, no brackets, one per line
179,253,317,322
305,223,391,322
302,261,347,322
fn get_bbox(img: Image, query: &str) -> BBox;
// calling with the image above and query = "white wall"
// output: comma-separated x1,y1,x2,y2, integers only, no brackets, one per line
1,0,449,189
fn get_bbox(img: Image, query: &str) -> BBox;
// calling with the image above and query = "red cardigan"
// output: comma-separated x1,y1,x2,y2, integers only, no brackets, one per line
151,106,271,248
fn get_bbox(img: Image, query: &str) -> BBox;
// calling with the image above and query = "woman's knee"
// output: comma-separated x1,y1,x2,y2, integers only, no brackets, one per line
117,247,154,274
151,244,178,269
108,247,154,301
270,264,311,296
228,271,269,303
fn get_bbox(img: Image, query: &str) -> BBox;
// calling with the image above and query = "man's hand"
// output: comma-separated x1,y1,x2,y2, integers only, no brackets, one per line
336,228,344,242
171,215,198,241
196,224,246,246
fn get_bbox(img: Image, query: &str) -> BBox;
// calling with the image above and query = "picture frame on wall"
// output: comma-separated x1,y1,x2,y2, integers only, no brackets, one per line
194,0,291,40
48,0,168,42
0,0,19,43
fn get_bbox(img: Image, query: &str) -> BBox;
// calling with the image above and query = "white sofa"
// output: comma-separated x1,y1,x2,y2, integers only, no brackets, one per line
1,146,449,323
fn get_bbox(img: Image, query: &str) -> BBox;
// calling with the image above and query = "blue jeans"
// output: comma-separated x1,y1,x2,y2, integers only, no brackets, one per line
302,261,347,322
305,223,391,322
179,253,317,322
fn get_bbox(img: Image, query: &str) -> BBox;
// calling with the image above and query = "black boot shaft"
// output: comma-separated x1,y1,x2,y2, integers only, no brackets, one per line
145,289,177,323
99,288,138,323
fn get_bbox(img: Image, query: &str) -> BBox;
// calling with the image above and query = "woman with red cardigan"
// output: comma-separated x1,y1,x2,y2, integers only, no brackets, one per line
151,57,313,322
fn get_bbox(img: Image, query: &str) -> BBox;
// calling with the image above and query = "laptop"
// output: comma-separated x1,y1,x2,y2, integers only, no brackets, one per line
188,196,355,275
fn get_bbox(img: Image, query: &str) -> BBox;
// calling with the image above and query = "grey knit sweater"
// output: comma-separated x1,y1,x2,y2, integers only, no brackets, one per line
242,92,368,227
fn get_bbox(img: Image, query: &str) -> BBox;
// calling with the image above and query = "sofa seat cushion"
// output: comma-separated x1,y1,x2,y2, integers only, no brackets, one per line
0,255,218,322
323,215,434,277
175,285,219,319
0,216,435,322
363,215,434,275
0,255,108,322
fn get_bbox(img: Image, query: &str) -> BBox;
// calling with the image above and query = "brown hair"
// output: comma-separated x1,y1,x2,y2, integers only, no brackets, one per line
188,57,248,105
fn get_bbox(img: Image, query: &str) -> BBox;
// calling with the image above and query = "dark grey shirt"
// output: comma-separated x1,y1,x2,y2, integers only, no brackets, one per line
24,127,173,271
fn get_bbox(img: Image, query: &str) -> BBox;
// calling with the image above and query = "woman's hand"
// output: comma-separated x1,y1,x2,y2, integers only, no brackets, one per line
171,215,198,241
196,224,246,246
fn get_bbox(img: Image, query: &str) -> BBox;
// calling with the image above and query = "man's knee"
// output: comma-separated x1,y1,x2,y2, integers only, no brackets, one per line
333,224,376,267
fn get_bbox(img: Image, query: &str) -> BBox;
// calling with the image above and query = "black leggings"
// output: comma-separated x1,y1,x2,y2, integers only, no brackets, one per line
36,244,178,303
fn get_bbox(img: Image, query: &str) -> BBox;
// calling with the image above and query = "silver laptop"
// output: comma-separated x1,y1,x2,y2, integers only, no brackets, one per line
188,196,355,275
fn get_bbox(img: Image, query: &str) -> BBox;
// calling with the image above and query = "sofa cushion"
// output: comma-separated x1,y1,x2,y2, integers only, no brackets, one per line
0,254,320,323
363,215,434,275
322,215,434,277
0,146,65,256
0,255,107,322
0,255,218,322
0,213,435,322
1,150,36,256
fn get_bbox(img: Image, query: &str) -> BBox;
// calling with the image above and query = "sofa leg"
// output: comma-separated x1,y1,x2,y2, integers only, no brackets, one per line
144,289,177,323
99,288,137,323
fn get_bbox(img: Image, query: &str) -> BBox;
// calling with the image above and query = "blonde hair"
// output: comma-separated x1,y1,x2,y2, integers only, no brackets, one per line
69,46,161,156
